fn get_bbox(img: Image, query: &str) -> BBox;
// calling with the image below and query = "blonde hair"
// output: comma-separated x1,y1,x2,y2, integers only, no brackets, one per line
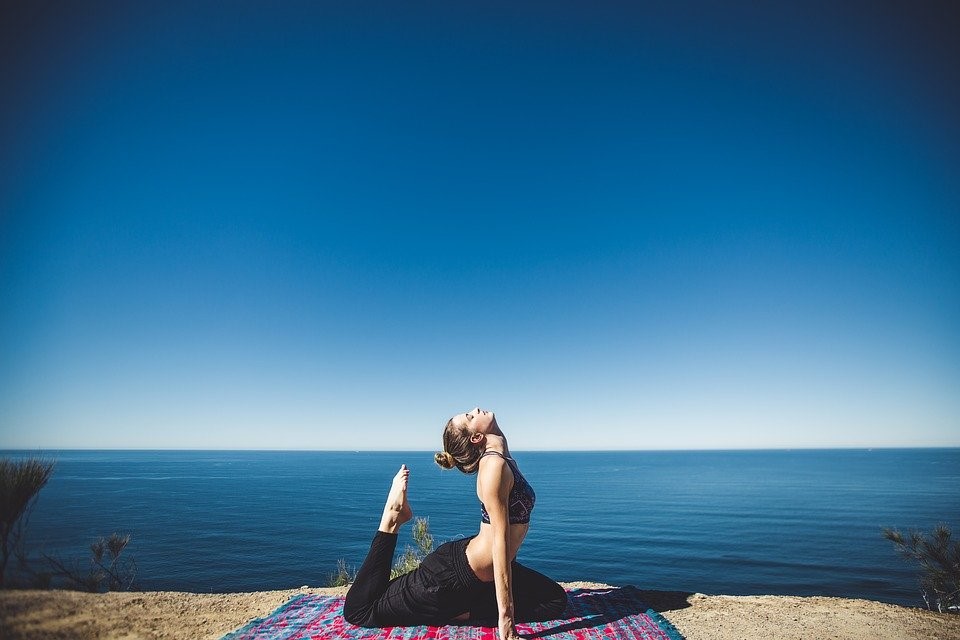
434,417,483,474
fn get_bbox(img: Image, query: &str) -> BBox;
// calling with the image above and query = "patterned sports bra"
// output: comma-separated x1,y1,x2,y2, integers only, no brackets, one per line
479,451,536,525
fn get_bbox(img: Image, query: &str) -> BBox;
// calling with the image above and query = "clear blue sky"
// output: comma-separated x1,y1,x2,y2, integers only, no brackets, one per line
1,1,957,450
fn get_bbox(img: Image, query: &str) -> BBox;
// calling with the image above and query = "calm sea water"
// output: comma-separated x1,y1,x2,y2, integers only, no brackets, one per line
4,449,958,607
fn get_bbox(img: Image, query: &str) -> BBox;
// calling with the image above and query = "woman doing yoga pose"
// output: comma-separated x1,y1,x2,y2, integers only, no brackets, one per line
343,408,566,640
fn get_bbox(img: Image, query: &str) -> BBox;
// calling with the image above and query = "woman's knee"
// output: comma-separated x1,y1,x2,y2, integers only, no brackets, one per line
511,564,568,620
517,582,568,621
343,609,379,627
342,604,362,626
342,598,373,627
542,582,568,617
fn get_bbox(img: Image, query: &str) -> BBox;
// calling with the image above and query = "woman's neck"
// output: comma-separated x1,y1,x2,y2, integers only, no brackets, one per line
484,433,509,456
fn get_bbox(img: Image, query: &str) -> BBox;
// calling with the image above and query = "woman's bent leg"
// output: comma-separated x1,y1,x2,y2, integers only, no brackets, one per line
342,531,398,626
466,562,567,626
342,466,413,627
511,562,568,622
345,538,479,628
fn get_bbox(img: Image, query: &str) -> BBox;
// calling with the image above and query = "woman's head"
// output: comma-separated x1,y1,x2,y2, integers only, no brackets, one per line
434,408,497,474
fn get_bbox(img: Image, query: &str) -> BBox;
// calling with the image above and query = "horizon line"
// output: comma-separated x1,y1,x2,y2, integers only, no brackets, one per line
1,446,958,453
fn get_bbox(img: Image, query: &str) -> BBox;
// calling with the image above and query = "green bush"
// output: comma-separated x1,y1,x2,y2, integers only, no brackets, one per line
0,457,56,587
330,517,435,587
44,532,139,592
883,523,959,614
328,558,355,587
391,517,434,579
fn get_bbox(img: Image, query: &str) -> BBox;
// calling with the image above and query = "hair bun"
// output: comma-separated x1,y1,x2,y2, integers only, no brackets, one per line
434,451,456,470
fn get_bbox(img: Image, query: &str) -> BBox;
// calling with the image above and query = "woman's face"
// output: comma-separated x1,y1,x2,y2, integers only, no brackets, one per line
457,407,497,435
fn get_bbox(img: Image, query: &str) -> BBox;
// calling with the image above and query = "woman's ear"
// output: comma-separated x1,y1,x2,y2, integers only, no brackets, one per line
470,432,485,445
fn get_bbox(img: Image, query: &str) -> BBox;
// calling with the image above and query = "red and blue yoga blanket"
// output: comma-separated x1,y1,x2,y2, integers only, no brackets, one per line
223,587,686,640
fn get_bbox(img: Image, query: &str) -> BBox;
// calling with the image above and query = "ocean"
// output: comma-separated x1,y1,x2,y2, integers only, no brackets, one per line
4,449,958,608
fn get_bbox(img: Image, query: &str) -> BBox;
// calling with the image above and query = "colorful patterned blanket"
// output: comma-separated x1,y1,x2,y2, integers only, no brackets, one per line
222,587,686,640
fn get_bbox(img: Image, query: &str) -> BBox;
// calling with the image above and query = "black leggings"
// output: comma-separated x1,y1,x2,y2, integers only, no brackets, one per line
343,531,567,628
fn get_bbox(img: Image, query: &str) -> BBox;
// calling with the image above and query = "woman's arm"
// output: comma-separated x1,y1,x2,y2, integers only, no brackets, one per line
478,457,520,640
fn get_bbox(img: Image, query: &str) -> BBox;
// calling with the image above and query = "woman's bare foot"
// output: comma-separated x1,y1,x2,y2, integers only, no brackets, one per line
379,465,413,534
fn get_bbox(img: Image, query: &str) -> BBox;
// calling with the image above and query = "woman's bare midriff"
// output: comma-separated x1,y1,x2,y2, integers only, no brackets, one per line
465,522,529,582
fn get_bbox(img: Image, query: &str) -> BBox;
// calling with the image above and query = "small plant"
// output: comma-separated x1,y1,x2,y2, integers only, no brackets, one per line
328,517,436,587
327,558,356,587
391,517,434,579
0,457,56,587
44,532,139,592
883,523,959,614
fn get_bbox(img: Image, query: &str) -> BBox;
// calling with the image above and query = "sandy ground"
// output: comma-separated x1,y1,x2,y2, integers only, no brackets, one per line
1,582,958,640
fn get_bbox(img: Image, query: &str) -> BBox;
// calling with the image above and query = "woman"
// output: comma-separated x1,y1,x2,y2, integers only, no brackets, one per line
343,408,566,639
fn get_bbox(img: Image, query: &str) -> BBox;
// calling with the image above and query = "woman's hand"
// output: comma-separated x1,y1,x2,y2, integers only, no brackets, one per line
499,617,524,640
